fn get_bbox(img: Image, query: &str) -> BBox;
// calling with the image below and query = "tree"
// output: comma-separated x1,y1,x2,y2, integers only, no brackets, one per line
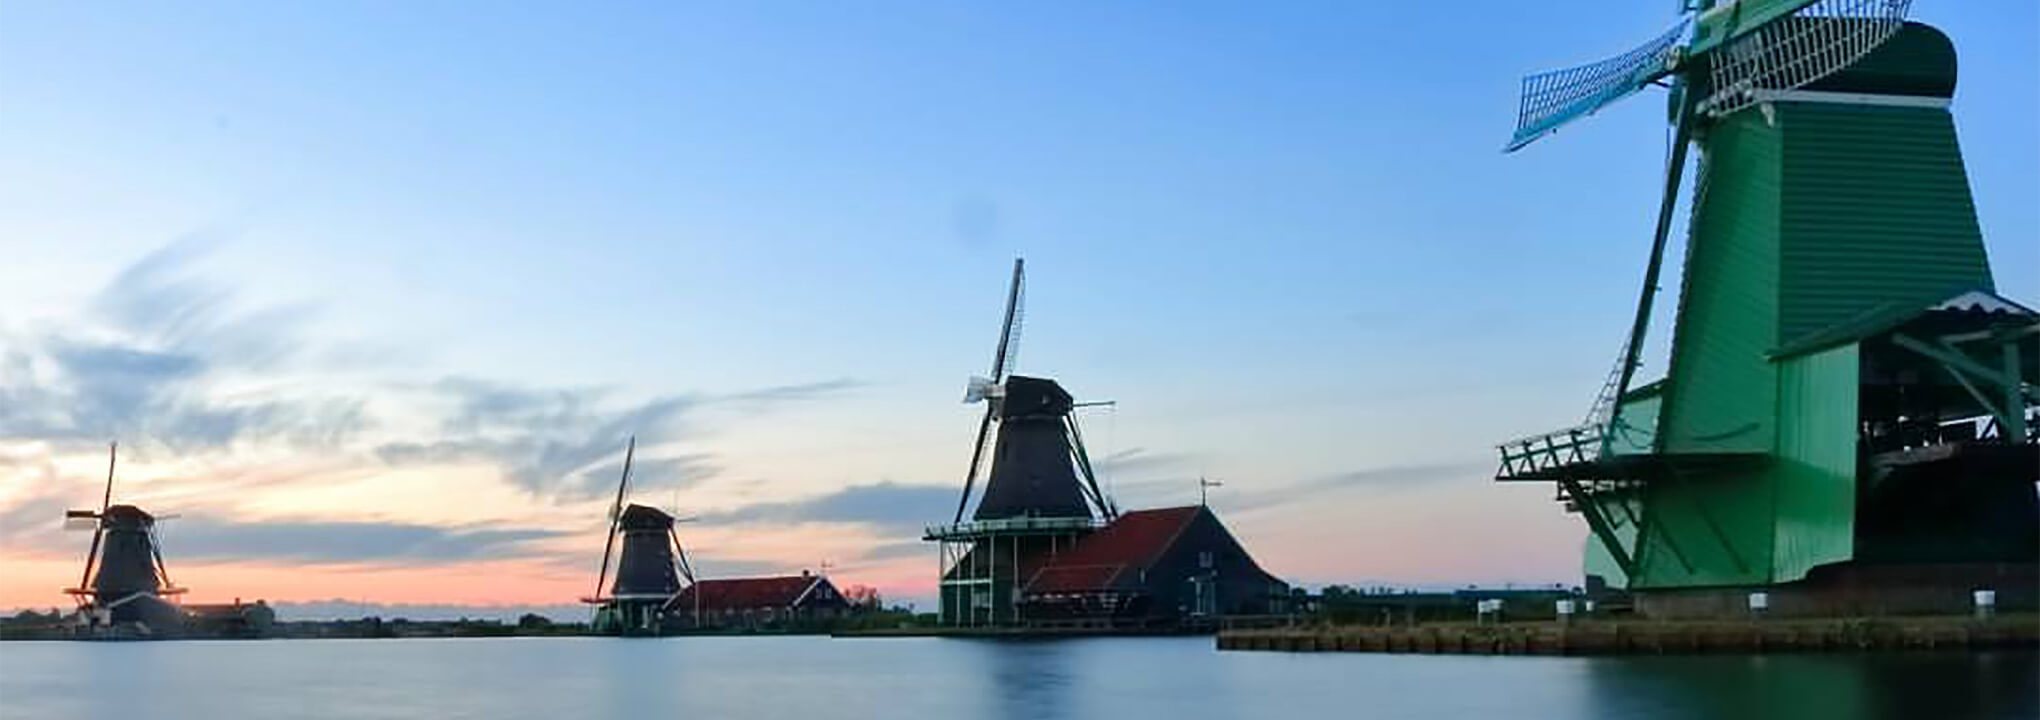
517,613,554,630
1320,584,1360,601
841,584,883,610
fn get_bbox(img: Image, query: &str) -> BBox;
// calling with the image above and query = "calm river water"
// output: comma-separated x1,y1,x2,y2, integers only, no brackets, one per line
1,636,2033,719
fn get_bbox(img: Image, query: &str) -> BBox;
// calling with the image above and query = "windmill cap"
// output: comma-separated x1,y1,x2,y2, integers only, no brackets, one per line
618,503,676,529
999,376,1074,419
1793,21,1956,98
101,505,156,525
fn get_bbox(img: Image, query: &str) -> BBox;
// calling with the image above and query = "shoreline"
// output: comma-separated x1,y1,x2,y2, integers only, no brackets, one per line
1216,614,2039,656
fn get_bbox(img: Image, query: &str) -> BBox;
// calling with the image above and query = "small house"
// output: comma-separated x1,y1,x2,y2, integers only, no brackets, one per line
671,571,849,630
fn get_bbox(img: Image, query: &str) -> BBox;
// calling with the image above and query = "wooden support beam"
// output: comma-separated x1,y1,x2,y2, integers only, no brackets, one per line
1892,333,2019,389
1892,332,2024,435
2006,340,2027,440
1560,477,1635,580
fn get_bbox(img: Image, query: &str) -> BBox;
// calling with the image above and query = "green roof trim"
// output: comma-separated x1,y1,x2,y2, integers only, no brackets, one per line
1770,289,2037,360
1621,378,1668,402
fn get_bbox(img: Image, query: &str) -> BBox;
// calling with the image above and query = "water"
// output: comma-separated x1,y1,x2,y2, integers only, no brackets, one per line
1,637,2033,720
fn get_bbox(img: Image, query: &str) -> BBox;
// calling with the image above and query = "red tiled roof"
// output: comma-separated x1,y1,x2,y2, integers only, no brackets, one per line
1023,506,1203,594
673,575,825,611
1026,564,1127,594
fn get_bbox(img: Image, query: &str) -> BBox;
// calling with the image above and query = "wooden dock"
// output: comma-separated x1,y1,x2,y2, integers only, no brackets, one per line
1216,615,2038,655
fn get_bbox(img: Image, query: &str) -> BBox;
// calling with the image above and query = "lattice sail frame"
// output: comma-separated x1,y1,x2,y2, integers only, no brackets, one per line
1506,19,1689,152
1700,0,1914,118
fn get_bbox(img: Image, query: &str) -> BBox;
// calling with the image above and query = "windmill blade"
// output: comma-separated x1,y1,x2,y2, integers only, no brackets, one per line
1065,414,1113,520
64,511,102,531
1604,95,1699,443
659,527,699,616
1506,18,1688,152
1697,0,1912,118
77,442,119,596
99,442,117,512
668,526,697,585
963,376,998,404
149,524,175,590
592,436,636,599
988,258,1025,382
951,405,997,524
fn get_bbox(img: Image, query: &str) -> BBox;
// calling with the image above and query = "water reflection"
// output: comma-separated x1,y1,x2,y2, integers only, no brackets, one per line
1,637,2032,720
974,640,1073,720
1583,651,2039,720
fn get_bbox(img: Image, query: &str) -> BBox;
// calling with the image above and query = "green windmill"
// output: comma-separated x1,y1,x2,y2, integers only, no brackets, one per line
1498,0,2038,617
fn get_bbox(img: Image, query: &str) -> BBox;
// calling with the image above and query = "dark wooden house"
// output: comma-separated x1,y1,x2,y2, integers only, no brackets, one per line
670,572,849,630
1018,505,1288,628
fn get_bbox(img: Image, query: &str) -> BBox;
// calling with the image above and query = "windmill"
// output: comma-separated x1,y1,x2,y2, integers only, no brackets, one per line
926,258,1117,627
581,436,699,635
1497,1,2038,616
63,442,189,634
1507,0,1915,436
951,258,1116,524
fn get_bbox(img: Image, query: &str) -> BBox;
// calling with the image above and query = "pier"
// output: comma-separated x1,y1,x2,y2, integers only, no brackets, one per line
1216,615,2038,656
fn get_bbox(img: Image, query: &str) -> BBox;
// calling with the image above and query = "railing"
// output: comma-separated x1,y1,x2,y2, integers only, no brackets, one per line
1496,423,1605,480
923,516,1103,540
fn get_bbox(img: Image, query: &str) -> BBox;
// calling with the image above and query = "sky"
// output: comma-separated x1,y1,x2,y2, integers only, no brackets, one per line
1,1,2035,617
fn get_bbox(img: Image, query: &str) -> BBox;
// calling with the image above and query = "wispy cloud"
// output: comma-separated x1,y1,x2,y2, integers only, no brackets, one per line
373,375,855,502
719,378,863,407
1227,462,1489,514
0,243,868,584
699,481,955,537
0,243,366,455
373,376,700,501
1096,447,1194,477
163,516,566,567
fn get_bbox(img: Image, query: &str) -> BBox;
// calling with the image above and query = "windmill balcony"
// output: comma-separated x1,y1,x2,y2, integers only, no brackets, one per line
923,516,1103,541
1495,423,1607,481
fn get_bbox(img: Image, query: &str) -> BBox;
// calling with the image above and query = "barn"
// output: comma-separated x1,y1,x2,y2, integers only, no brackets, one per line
1018,505,1288,629
670,571,850,630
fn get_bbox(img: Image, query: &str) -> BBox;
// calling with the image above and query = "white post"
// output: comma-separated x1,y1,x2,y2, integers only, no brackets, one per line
1973,589,1996,620
1555,599,1576,625
1476,599,1501,625
1747,591,1769,619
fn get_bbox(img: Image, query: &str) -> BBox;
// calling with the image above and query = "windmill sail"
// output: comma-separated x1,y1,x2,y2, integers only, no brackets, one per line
953,258,1027,523
75,443,118,594
1506,19,1688,152
591,436,635,600
1698,0,1913,118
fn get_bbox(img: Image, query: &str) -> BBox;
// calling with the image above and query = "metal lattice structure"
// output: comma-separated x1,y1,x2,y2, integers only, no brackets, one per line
1506,20,1688,152
1701,0,1915,118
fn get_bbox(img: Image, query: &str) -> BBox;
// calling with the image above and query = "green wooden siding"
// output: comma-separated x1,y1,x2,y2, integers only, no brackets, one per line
1771,344,1859,582
1629,471,1775,588
1605,394,1660,456
1778,103,1993,343
1659,111,1782,455
1581,502,1635,588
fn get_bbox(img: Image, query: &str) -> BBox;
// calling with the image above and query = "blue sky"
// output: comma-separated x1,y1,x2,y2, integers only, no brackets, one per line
1,1,2034,611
